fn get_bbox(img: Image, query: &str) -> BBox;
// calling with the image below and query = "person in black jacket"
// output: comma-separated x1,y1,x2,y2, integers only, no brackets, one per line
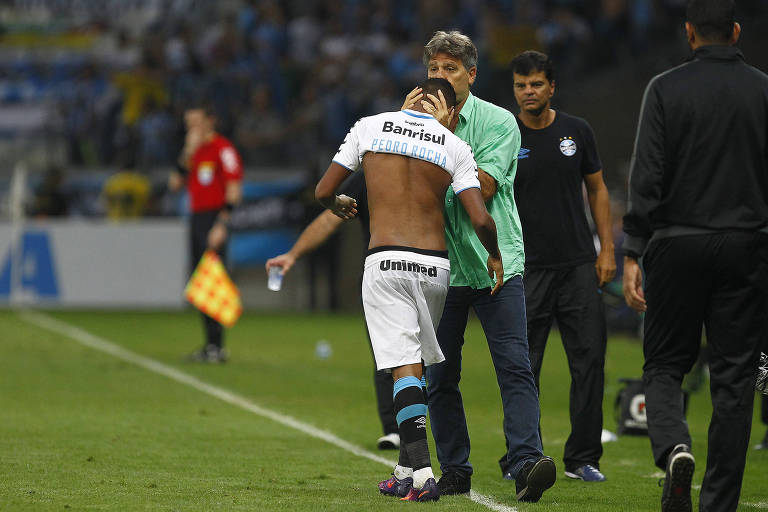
622,1,768,511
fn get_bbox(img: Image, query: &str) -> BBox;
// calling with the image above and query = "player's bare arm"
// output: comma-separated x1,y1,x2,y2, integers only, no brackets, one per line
315,162,358,220
477,169,497,201
456,187,503,294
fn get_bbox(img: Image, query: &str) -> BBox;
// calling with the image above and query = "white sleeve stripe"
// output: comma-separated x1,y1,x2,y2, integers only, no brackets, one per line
455,185,481,194
332,160,356,172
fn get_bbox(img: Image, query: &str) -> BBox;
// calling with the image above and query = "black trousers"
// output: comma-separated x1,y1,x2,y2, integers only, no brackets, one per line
525,262,606,471
642,232,768,512
190,210,227,349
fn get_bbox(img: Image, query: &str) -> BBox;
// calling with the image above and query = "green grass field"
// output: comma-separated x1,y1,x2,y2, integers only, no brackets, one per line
1,309,766,511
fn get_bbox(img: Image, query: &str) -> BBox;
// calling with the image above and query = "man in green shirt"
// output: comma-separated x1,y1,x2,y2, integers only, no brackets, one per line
404,31,556,502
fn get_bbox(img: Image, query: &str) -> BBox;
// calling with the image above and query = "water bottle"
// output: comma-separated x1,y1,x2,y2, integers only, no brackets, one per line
267,266,283,291
315,340,332,359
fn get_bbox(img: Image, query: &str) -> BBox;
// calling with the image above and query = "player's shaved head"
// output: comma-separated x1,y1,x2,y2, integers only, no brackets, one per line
419,78,457,108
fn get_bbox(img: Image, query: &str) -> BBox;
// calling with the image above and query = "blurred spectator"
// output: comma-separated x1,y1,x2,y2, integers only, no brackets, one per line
28,167,69,218
102,170,151,220
234,85,289,167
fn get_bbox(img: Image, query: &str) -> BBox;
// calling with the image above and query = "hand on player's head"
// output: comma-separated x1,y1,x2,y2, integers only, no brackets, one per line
401,87,423,111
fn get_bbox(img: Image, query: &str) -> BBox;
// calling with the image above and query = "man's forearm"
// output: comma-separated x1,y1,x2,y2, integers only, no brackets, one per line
473,215,501,259
289,211,344,260
588,186,614,253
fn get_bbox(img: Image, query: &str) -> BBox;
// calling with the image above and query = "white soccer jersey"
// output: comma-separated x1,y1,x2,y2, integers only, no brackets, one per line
332,109,480,195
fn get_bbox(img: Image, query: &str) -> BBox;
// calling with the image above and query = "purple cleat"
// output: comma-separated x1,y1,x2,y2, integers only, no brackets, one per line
400,477,440,502
378,475,413,497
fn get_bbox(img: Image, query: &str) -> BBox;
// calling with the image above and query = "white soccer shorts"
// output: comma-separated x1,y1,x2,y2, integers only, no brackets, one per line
362,247,450,371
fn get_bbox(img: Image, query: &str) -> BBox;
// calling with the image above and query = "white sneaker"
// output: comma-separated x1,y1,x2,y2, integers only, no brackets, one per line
377,433,400,450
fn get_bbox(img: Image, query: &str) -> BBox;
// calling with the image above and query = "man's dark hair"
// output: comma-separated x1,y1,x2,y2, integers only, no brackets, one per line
186,101,217,119
420,78,457,108
509,51,555,83
687,0,735,43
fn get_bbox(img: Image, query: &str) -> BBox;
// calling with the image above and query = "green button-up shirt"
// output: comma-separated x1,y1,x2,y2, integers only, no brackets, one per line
444,92,525,288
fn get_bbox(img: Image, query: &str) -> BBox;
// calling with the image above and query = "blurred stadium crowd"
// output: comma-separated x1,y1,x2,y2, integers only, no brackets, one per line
1,0,721,180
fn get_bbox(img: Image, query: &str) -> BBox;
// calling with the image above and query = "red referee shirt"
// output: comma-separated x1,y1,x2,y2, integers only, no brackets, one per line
187,134,243,213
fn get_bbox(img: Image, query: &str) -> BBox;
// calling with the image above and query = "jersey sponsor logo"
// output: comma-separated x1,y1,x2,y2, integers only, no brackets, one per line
197,162,215,185
559,137,577,156
379,259,438,277
382,121,446,145
518,147,530,159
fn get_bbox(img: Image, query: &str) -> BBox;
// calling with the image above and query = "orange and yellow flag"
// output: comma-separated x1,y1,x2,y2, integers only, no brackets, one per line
184,250,242,328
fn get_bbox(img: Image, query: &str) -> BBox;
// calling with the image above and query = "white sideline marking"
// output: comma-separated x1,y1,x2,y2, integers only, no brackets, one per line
20,310,517,512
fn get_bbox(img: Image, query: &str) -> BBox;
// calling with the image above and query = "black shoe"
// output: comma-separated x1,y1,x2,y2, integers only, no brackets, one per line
515,456,556,502
498,453,511,477
660,444,694,512
436,471,471,495
185,344,228,363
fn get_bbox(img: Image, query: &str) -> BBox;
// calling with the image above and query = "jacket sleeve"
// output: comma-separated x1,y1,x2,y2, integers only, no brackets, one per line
622,76,665,257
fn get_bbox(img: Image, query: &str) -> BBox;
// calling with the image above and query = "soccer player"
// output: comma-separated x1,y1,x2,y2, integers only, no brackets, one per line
168,104,243,362
622,1,768,509
403,31,556,502
266,172,403,451
508,50,614,483
315,77,503,502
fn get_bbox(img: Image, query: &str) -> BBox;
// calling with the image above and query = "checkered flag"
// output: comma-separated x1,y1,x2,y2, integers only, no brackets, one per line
758,352,768,395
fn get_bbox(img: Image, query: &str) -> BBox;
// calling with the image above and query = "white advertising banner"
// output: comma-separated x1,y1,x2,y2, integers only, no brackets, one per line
0,220,187,308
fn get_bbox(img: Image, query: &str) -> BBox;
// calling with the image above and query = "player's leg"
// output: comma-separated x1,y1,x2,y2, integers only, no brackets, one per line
699,232,767,511
363,320,398,449
392,364,438,501
555,263,607,480
642,237,707,470
426,286,473,492
497,268,555,477
473,276,545,477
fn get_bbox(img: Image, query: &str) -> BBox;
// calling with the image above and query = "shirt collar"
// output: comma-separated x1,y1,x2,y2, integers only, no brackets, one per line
692,45,744,62
403,109,437,120
457,92,477,125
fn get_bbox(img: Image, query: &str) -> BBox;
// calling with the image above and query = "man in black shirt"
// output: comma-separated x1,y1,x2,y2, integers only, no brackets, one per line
622,1,768,510
507,50,615,483
266,171,401,451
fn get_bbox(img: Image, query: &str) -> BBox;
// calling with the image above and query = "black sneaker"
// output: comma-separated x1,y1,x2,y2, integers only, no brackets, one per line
515,456,556,502
498,453,511,477
436,471,471,495
660,444,695,512
185,344,228,363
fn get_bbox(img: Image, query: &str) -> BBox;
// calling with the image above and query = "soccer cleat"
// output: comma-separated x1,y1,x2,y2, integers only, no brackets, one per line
660,444,695,512
515,456,557,502
376,433,400,450
400,477,439,502
564,464,606,482
436,471,471,495
378,475,413,497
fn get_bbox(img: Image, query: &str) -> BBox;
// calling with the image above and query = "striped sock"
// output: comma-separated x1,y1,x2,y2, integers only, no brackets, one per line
393,376,432,487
